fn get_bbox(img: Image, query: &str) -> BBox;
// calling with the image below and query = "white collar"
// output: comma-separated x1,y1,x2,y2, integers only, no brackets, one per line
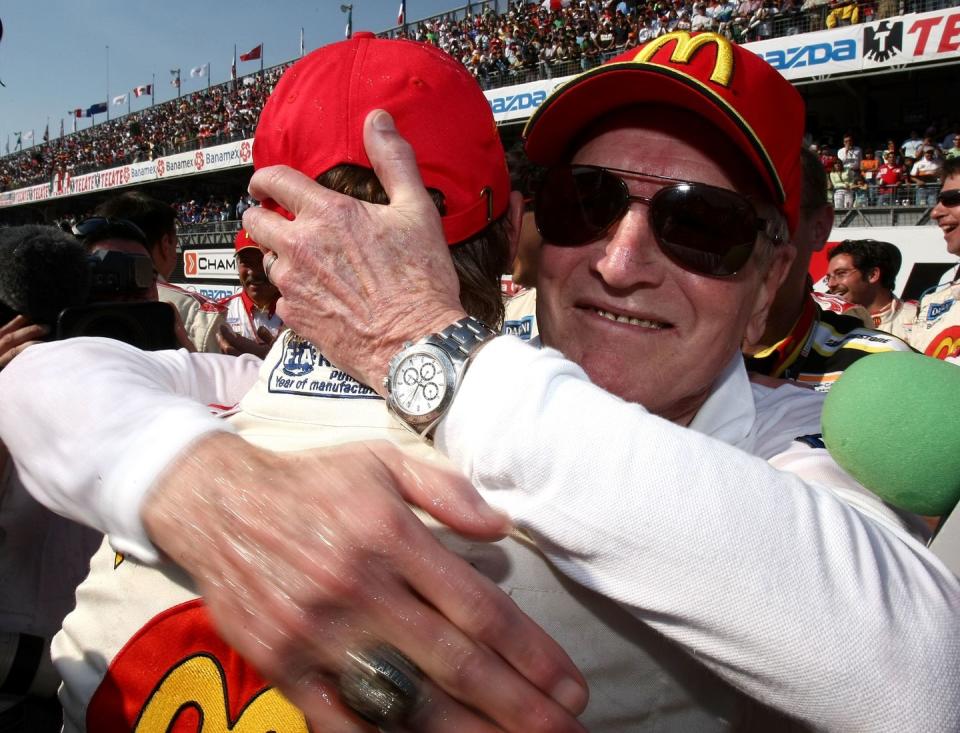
688,352,756,445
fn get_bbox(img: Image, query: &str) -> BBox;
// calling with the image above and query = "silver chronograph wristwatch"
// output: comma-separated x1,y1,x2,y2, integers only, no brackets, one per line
384,316,497,439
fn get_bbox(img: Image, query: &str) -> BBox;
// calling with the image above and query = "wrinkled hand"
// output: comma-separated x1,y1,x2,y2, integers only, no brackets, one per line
243,110,466,393
217,323,277,358
142,434,588,732
0,315,48,369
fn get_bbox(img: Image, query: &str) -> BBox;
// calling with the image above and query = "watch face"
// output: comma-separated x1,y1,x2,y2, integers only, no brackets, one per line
391,352,448,417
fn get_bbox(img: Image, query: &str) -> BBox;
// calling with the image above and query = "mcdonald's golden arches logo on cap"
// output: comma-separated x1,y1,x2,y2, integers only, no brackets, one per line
631,32,734,87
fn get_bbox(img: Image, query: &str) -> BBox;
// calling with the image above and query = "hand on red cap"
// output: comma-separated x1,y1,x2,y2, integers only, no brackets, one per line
244,110,466,393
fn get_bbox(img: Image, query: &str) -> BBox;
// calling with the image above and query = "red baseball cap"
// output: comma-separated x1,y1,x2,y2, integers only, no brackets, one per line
523,31,804,233
234,227,258,253
254,32,509,245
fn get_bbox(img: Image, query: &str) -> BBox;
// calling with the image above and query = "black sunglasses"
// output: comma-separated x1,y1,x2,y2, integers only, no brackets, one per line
73,217,148,246
534,165,784,277
937,189,960,207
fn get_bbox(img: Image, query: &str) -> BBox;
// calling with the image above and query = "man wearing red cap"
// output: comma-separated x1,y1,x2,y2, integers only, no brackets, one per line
216,227,284,358
238,30,956,730
2,32,959,732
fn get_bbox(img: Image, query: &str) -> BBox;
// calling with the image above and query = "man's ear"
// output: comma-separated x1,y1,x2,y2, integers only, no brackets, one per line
505,190,524,267
744,242,796,348
866,266,882,285
808,203,835,253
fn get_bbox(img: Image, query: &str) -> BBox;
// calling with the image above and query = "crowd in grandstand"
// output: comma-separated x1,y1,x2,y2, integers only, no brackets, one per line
0,67,286,193
815,128,960,207
0,0,953,193
399,0,875,87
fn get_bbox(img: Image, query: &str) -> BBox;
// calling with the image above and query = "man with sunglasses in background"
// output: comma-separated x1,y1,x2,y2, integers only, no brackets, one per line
2,33,959,731
911,157,960,360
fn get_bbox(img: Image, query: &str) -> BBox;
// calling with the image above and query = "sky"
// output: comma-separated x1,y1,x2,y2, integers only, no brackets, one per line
0,0,482,150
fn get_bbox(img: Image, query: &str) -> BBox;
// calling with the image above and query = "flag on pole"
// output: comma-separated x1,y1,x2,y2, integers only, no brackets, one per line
112,93,127,106
69,108,83,117
300,27,305,57
59,118,64,139
231,46,237,82
43,124,49,142
170,68,181,88
86,102,107,116
190,63,209,78
133,83,153,97
397,0,406,24
22,130,34,142
239,43,262,62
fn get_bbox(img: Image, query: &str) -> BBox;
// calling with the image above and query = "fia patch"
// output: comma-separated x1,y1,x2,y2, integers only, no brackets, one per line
267,333,379,400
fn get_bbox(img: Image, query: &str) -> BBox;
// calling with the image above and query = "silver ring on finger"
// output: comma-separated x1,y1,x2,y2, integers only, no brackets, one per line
263,251,279,282
338,643,424,729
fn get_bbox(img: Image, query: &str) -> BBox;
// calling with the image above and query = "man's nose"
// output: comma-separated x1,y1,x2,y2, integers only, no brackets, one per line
593,204,665,290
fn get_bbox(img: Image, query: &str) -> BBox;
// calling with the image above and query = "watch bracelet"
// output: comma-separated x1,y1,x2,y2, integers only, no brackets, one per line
427,316,497,360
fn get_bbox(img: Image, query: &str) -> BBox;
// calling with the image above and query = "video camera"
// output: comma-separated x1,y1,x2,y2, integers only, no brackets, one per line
0,223,179,352
56,247,178,350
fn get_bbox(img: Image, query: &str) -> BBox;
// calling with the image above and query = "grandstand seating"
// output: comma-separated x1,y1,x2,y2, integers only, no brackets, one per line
1,0,957,201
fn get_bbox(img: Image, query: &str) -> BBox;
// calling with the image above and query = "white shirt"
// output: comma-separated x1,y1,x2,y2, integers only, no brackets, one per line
0,337,958,730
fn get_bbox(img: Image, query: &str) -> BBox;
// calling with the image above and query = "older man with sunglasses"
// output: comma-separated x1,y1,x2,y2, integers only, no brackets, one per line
2,33,959,732
242,32,959,730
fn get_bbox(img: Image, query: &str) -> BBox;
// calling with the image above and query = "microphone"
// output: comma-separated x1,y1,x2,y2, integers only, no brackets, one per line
0,225,90,325
821,351,960,517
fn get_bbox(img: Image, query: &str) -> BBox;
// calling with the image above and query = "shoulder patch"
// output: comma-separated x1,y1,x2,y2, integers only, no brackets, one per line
794,433,825,449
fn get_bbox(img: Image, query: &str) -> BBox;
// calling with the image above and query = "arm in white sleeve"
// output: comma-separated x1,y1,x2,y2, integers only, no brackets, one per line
436,336,960,732
0,338,260,562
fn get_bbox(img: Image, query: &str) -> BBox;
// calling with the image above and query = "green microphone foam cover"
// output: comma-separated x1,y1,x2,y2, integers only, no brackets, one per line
822,352,960,516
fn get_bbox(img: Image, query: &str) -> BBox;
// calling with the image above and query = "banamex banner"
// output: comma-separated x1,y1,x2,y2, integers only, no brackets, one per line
0,139,254,208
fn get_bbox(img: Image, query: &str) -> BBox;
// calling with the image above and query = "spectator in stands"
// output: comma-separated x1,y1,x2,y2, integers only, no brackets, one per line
883,138,903,166
580,33,601,70
939,123,960,150
945,134,960,160
826,239,914,339
918,134,942,160
901,129,924,160
828,159,853,208
910,147,943,206
875,150,906,205
825,0,860,27
818,142,838,171
837,133,862,176
851,173,870,207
